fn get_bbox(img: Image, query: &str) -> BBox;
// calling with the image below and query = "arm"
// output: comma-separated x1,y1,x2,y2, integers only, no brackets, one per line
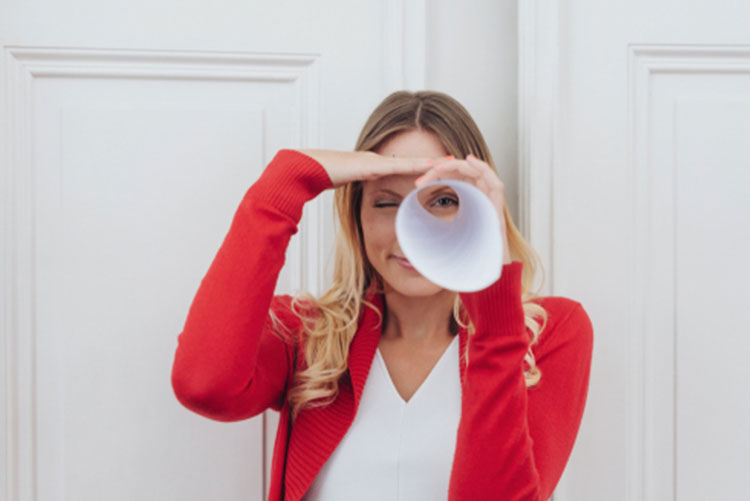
170,149,332,422
449,260,594,500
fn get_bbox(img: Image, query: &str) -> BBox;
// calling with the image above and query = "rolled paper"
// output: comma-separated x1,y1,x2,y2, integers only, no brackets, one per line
395,179,503,292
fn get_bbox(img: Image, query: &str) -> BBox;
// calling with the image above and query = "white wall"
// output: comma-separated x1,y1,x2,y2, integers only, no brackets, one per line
426,0,519,221
0,2,520,500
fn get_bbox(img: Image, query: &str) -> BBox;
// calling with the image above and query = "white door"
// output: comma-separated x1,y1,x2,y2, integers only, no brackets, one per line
0,1,518,500
0,3,401,500
520,1,750,500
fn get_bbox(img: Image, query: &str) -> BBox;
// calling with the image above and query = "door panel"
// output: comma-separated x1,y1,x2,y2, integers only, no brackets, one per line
520,2,750,500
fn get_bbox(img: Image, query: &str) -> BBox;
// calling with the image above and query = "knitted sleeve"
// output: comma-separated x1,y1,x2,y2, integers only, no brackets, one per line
449,260,594,500
170,149,332,422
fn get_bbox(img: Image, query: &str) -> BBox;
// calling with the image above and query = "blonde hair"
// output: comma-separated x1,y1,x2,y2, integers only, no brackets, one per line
270,90,548,422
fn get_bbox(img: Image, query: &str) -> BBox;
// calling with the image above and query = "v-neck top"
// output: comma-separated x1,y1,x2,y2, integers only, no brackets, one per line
302,334,462,500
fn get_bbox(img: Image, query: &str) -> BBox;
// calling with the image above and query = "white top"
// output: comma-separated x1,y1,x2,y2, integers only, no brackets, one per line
302,335,462,501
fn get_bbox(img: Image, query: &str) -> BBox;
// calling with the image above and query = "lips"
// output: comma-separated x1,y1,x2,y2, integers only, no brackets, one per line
392,255,416,269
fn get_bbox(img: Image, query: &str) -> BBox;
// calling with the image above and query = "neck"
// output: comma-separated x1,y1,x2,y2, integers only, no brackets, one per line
379,285,457,345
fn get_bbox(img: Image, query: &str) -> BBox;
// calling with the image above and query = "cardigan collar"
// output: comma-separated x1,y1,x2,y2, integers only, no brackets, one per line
350,284,469,404
283,285,468,500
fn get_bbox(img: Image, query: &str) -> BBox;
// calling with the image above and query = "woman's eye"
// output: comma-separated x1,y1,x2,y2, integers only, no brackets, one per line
374,202,398,208
432,196,458,207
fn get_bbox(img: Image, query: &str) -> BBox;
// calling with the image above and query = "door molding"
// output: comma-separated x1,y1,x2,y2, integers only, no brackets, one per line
0,44,322,501
518,0,559,298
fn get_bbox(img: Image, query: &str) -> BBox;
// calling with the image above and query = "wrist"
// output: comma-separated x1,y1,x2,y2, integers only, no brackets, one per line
244,149,332,220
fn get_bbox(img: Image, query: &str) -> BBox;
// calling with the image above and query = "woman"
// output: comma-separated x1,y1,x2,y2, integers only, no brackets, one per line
171,90,594,501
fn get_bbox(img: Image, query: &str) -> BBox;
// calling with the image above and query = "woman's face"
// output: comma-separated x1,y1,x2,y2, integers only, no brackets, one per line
360,128,459,297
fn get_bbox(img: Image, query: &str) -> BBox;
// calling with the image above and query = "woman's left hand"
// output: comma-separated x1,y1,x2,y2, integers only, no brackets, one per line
415,154,512,265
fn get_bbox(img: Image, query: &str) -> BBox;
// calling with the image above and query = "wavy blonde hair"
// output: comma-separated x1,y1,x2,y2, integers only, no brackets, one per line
271,90,549,422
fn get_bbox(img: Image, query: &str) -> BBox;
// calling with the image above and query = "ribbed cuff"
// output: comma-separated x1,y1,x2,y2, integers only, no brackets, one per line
458,260,525,337
243,149,333,221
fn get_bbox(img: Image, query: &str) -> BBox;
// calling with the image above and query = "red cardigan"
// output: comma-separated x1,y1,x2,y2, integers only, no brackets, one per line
171,149,594,501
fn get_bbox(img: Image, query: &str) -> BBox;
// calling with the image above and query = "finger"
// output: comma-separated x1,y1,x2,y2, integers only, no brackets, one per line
381,163,433,180
416,165,472,187
465,154,503,189
466,155,505,200
476,176,490,201
438,160,497,210
435,159,482,179
465,154,505,203
389,156,436,176
362,158,433,182
415,160,479,187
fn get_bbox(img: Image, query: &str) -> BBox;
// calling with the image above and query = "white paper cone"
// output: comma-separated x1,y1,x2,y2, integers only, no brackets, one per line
395,179,504,292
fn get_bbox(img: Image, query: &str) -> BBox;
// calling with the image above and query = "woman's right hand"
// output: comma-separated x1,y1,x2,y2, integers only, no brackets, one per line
296,149,436,188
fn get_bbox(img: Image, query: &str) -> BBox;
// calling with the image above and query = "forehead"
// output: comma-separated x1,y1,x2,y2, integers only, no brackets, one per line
376,128,448,158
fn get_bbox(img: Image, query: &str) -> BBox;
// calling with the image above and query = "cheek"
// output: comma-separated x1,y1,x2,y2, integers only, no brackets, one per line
360,208,397,257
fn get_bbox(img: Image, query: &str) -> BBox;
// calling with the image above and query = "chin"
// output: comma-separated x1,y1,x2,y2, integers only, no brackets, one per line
380,272,444,297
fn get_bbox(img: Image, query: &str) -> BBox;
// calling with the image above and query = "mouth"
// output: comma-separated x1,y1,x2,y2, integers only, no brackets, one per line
391,255,417,270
